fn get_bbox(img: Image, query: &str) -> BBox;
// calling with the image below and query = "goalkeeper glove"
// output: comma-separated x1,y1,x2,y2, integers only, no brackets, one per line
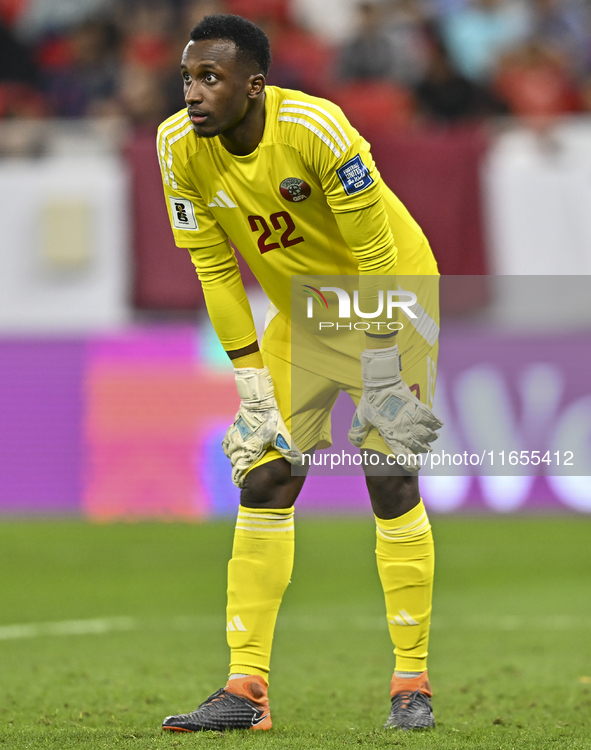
348,344,443,472
222,366,303,488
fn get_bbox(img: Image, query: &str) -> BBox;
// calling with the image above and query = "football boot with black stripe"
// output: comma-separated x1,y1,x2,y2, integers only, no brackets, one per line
162,675,272,732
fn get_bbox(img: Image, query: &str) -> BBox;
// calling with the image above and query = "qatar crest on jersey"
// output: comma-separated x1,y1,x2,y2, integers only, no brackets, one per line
279,177,311,203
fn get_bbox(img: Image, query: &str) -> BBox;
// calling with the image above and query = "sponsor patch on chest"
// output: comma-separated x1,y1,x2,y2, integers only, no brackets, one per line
336,154,373,196
279,177,311,202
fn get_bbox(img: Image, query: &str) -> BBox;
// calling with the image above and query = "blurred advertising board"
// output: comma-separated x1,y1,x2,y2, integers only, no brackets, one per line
0,275,590,517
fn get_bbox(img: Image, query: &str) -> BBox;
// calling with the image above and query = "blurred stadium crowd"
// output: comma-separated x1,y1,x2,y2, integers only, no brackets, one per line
2,0,591,130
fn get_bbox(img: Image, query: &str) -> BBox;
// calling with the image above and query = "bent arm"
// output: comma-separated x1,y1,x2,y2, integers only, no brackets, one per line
188,240,262,366
334,200,398,346
333,199,397,276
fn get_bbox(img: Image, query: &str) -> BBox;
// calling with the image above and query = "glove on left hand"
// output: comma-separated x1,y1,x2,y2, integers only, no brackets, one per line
348,345,443,471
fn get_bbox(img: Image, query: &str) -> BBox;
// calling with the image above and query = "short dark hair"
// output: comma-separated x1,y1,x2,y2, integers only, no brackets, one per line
190,14,271,76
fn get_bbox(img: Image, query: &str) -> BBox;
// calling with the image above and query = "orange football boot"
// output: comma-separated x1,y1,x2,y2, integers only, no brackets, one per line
162,675,272,732
384,670,435,729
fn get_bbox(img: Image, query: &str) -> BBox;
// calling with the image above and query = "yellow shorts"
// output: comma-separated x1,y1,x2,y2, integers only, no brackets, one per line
251,277,440,472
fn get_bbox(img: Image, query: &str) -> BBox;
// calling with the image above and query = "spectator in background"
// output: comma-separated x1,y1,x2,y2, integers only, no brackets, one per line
0,20,35,82
13,0,114,40
118,0,174,72
291,0,364,44
0,20,46,117
0,0,30,28
252,0,335,97
426,0,467,17
116,0,180,124
493,39,581,118
117,61,169,124
182,0,226,33
38,18,121,117
336,2,415,130
531,0,590,77
338,2,396,81
439,0,530,81
414,31,507,121
3,0,591,128
383,0,431,86
225,0,288,21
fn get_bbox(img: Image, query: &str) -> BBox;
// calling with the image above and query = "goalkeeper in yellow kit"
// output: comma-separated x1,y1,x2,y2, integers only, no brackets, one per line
158,13,442,734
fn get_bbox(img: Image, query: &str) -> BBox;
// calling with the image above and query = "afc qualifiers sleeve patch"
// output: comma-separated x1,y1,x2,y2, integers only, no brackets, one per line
336,154,374,196
169,196,199,230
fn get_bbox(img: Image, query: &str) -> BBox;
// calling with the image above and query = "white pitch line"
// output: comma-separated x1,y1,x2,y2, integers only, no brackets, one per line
0,613,589,642
276,614,591,632
0,617,137,641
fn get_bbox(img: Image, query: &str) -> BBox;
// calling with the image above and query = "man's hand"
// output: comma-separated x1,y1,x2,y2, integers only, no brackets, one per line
223,367,303,488
348,345,443,472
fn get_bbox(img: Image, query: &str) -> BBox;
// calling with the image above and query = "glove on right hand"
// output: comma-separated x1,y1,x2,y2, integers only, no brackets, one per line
222,366,302,488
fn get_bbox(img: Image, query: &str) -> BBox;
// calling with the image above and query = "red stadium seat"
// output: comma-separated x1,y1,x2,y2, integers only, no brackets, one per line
331,82,415,133
226,0,289,24
494,43,580,118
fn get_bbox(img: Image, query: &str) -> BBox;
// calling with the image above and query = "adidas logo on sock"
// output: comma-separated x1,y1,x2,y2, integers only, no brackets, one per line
226,615,247,632
389,610,419,626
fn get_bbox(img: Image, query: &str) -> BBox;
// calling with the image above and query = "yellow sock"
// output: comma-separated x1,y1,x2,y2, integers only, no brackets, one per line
227,505,295,680
375,499,434,673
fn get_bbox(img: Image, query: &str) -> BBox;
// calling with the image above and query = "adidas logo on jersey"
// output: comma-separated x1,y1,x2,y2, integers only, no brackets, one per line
226,615,247,632
208,190,237,208
389,610,419,626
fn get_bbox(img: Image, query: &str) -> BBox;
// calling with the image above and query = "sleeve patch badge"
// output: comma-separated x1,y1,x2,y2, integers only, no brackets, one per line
169,196,199,230
336,154,374,196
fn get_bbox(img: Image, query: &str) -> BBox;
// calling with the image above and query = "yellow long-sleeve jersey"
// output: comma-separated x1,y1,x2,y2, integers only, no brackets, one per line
157,85,438,353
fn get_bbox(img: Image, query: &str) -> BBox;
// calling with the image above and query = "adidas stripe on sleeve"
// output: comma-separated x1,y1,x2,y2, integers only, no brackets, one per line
277,95,383,214
157,113,227,248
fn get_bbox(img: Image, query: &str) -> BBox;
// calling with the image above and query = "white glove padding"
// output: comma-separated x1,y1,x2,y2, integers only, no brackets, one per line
348,345,443,471
222,366,303,488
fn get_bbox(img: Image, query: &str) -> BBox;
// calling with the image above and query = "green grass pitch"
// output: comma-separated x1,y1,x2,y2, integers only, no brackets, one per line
0,516,590,749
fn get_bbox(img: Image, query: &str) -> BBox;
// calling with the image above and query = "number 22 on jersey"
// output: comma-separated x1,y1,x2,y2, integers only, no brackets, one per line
248,211,304,254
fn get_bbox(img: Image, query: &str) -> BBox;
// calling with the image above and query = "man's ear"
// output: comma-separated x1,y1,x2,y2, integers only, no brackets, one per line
247,73,266,99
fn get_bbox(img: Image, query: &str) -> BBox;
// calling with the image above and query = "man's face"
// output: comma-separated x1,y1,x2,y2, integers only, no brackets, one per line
181,39,257,138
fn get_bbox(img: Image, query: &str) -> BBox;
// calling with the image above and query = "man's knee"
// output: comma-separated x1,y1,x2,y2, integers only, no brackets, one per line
365,474,420,520
240,458,306,509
